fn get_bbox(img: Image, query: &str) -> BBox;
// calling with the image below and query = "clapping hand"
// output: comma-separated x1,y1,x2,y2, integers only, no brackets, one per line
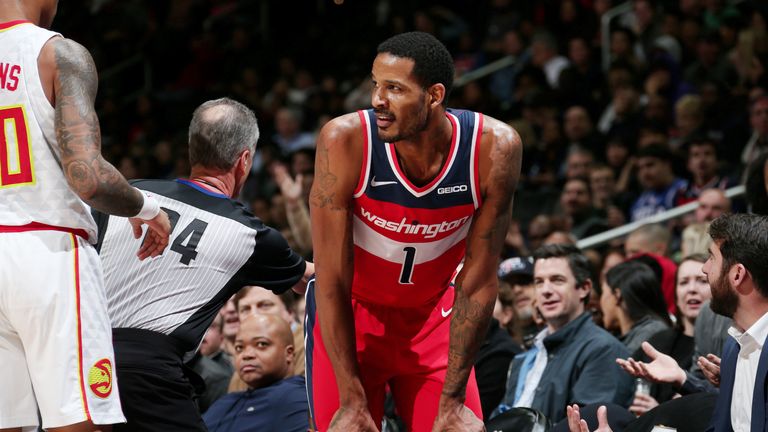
566,404,613,432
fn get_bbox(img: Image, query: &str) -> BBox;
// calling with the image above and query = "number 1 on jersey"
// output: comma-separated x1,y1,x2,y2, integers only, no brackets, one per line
0,105,34,188
400,246,416,284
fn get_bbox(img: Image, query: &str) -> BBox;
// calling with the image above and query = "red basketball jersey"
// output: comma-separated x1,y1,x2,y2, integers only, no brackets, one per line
351,109,483,307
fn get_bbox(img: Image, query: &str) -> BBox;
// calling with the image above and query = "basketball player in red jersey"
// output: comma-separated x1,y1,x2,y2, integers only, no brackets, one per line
0,1,169,431
308,32,522,431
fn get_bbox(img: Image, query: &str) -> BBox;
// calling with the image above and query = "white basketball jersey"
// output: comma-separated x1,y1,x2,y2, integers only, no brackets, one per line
0,21,97,241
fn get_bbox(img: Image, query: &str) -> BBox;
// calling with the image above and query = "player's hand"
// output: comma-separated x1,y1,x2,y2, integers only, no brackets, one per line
698,354,721,387
616,342,687,387
129,210,171,260
567,404,613,432
432,398,484,432
629,393,659,416
327,404,378,432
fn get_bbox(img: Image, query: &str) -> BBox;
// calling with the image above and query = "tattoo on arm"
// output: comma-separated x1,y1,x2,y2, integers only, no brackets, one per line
443,127,521,400
53,39,142,217
443,283,495,398
310,145,340,210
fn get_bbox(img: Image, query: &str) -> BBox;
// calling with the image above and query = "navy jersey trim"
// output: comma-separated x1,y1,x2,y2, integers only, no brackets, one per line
176,179,229,199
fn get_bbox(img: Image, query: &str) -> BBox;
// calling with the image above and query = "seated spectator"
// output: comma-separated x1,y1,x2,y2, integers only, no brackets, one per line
527,215,561,252
559,177,609,239
677,136,735,205
220,297,240,357
741,95,768,169
228,286,305,393
563,108,604,163
203,315,308,432
628,252,679,315
589,164,616,212
494,244,633,423
273,107,315,156
627,254,711,415
694,188,731,223
624,223,670,257
680,223,712,257
497,257,543,349
630,144,688,221
601,261,671,354
562,146,595,182
670,95,706,150
530,31,570,89
544,230,578,246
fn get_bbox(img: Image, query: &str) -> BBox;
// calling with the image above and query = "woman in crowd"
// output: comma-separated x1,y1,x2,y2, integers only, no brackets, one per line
601,260,672,354
627,254,711,415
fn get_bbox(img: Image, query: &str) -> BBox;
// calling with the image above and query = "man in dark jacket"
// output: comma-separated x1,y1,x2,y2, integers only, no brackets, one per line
203,314,308,432
493,244,633,423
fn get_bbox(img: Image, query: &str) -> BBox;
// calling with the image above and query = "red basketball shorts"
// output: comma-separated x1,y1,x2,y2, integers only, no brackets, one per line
305,280,482,432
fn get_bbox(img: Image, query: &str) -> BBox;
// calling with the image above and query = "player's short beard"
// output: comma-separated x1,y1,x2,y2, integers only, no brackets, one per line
377,94,430,143
709,271,739,318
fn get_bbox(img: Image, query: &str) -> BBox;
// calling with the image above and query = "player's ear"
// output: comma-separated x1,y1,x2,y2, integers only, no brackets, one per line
428,83,445,108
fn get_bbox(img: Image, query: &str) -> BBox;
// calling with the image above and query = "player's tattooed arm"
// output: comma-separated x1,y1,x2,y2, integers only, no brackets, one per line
52,38,143,217
310,145,340,210
439,117,521,408
310,114,377,431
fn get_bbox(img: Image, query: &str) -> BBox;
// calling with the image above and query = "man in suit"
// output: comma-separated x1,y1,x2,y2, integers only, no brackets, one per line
567,213,768,432
704,213,768,432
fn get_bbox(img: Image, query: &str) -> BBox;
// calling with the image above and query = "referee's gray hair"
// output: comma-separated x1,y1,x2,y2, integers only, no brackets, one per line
188,98,259,170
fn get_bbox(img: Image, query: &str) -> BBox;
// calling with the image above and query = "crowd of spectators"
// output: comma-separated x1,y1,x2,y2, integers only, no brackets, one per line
48,0,768,429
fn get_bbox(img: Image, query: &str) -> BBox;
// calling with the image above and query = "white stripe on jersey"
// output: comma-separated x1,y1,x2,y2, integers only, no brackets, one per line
352,213,472,265
102,194,255,334
469,112,481,210
385,112,462,197
353,111,373,199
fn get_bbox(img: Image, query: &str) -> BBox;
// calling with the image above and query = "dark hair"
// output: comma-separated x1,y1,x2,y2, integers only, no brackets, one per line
564,176,593,198
636,143,673,162
709,214,768,297
533,244,593,305
606,261,672,326
377,31,455,101
685,135,718,155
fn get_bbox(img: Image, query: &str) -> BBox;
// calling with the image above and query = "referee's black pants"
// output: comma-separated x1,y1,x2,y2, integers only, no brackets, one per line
112,328,207,432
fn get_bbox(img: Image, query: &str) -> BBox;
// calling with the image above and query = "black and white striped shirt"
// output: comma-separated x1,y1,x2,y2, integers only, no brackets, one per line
95,179,305,352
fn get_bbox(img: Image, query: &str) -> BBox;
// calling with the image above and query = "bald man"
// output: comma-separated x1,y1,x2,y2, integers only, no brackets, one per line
695,189,731,223
203,315,309,432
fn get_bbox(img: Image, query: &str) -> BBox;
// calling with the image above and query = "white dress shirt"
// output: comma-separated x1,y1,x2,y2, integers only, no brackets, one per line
729,311,768,431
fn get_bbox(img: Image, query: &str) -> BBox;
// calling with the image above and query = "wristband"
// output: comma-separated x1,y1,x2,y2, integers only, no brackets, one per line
134,189,161,220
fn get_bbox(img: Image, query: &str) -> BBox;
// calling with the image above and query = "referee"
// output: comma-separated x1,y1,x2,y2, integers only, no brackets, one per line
94,98,310,431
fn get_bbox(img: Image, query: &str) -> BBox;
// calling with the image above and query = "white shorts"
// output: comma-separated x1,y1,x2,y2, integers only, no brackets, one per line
0,229,125,429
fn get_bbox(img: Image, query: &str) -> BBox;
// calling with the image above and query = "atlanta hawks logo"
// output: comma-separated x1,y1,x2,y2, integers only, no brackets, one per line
88,359,113,398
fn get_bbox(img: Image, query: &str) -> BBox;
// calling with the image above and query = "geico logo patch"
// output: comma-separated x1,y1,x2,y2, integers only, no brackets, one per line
437,185,468,195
